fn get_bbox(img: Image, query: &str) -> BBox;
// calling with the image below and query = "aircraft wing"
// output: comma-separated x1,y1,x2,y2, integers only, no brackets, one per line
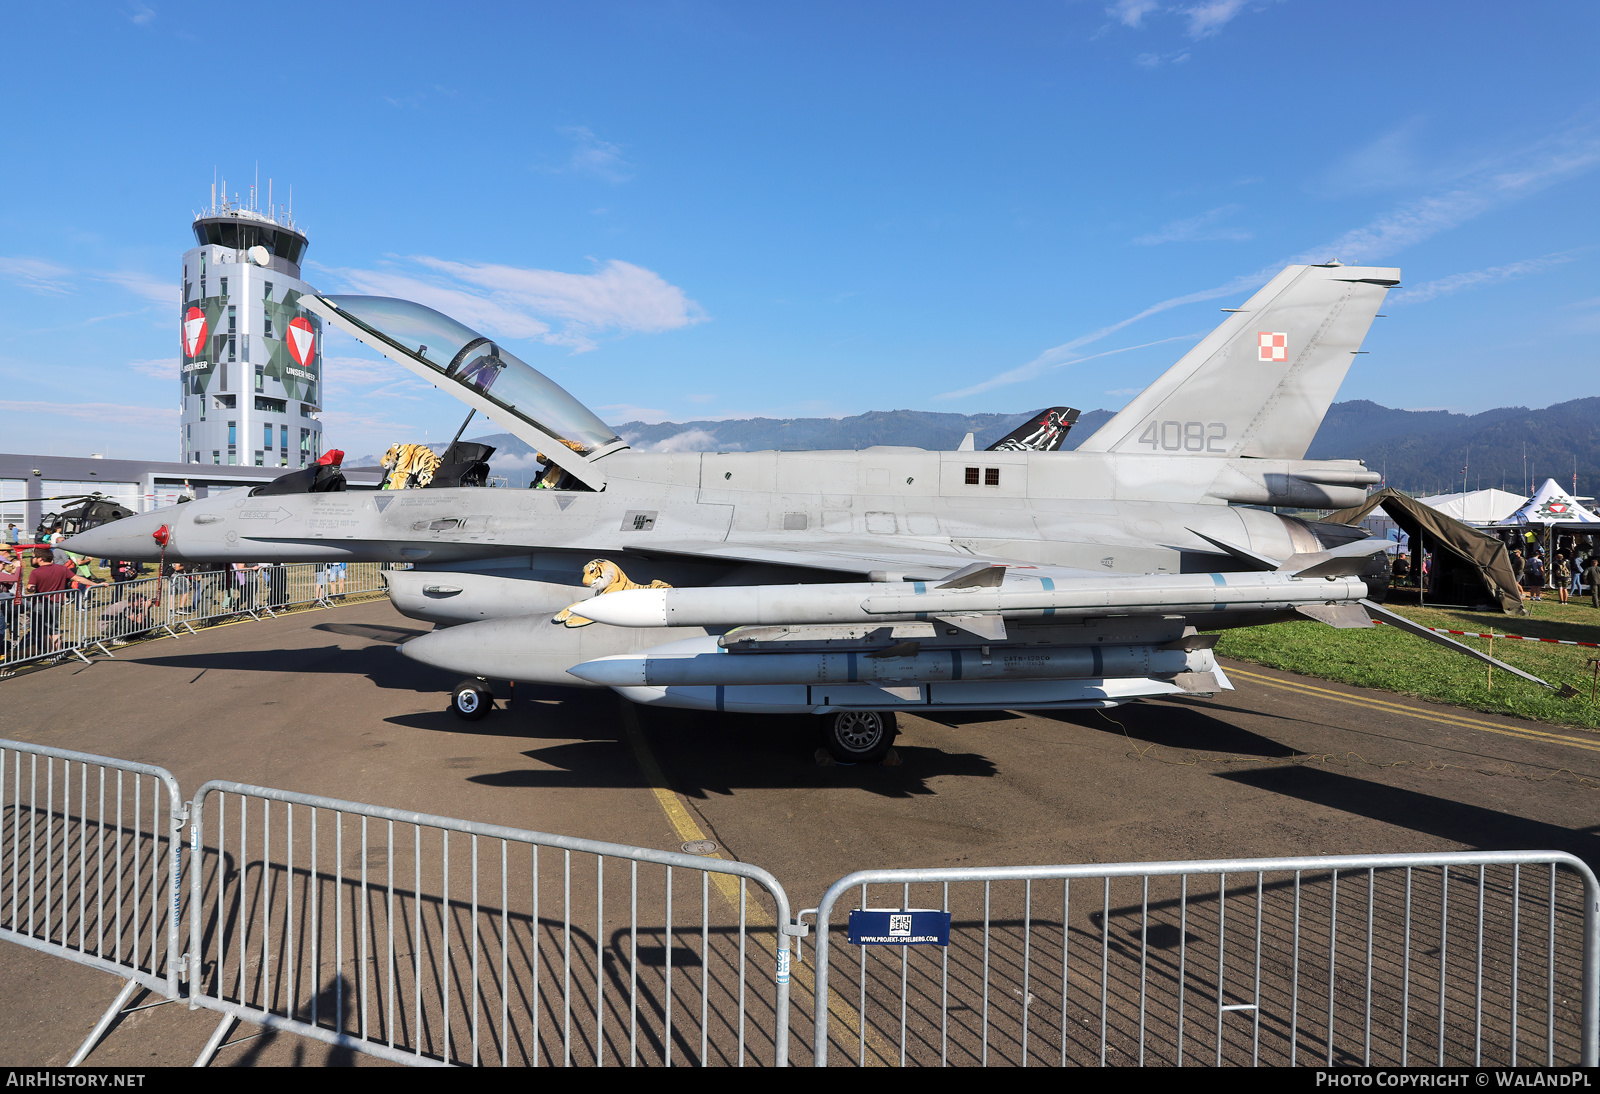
625,536,1093,581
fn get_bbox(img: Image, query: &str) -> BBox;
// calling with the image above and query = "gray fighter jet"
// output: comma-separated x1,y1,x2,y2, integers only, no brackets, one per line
69,261,1545,760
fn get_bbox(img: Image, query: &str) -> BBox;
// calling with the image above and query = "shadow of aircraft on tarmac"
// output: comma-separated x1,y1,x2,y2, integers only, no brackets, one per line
1034,700,1301,759
1219,766,1600,872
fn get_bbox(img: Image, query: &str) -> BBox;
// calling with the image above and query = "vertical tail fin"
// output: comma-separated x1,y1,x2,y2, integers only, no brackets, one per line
1075,263,1399,459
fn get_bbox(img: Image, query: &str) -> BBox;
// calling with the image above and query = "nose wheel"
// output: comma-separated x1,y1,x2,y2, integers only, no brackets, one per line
451,678,494,721
820,710,897,763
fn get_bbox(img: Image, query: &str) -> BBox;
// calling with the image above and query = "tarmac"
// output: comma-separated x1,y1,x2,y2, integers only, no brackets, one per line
1,598,1596,1066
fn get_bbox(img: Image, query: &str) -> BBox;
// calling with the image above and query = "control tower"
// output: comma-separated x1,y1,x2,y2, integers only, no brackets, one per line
179,182,323,468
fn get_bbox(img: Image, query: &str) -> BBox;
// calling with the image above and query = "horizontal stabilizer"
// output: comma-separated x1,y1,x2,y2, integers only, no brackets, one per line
1360,599,1550,689
1184,528,1282,571
1284,538,1392,579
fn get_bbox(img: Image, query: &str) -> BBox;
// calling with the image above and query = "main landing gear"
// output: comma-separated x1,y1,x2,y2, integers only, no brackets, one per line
451,678,494,721
820,710,898,764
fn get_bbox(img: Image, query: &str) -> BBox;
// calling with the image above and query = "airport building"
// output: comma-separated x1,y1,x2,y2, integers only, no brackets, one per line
180,186,324,469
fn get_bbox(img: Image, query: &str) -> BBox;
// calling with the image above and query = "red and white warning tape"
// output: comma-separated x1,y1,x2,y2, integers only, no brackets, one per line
1372,620,1600,649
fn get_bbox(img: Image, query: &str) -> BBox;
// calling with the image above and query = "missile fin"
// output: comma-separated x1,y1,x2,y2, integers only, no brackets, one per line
936,562,1007,589
1295,603,1375,628
934,613,1008,641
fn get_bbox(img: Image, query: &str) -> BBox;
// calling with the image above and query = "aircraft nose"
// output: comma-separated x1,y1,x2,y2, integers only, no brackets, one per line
62,509,180,561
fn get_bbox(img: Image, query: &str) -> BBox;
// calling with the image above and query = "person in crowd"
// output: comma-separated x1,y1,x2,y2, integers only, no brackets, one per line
1554,553,1572,605
1584,555,1600,610
5,523,17,545
0,548,20,659
1509,547,1525,585
110,558,142,602
24,548,72,653
1524,551,1546,601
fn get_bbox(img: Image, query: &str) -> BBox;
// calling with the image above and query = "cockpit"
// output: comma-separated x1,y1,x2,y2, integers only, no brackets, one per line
306,295,624,489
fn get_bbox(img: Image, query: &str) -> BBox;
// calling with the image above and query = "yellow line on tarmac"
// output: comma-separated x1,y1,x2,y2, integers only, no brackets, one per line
619,701,891,1065
1229,668,1600,755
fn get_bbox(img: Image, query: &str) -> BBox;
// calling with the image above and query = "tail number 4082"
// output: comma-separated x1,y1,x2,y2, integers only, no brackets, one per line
1138,420,1228,453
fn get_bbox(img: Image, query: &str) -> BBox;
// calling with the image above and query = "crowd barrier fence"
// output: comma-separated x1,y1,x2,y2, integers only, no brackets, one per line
0,734,1594,1068
0,562,392,670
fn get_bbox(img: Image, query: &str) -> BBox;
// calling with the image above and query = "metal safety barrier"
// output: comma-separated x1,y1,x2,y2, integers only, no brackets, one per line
0,742,185,1005
1,562,391,670
801,853,1600,1067
3,733,1598,1067
184,782,795,1067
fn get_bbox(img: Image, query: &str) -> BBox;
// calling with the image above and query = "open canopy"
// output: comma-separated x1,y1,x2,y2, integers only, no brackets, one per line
1494,478,1600,530
301,294,624,489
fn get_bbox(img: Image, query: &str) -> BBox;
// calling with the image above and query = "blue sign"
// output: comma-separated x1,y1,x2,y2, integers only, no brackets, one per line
848,908,951,946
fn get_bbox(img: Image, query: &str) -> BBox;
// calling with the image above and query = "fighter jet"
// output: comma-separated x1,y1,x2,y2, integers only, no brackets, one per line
68,261,1545,761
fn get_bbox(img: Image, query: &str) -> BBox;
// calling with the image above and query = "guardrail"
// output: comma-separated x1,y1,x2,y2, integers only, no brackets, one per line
185,781,794,1067
800,854,1600,1067
1,562,392,670
1,735,1595,1067
0,741,186,1065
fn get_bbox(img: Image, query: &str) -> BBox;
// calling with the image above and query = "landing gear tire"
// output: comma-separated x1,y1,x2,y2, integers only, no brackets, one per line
451,679,493,721
820,710,897,764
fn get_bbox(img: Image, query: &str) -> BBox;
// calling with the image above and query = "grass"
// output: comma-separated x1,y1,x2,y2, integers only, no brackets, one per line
1212,598,1600,731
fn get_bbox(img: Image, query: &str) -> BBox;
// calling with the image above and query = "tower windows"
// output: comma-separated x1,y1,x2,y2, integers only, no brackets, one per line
219,276,228,299
255,364,264,393
262,423,272,449
264,281,273,301
227,337,236,363
228,305,236,333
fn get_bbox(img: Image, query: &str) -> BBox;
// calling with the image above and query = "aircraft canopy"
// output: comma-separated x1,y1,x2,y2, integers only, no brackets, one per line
321,295,622,459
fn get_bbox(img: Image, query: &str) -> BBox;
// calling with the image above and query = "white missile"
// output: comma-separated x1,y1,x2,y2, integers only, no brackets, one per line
568,570,1371,630
568,635,1216,687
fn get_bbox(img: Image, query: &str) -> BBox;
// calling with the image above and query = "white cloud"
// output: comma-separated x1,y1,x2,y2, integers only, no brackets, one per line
643,428,725,453
0,400,177,427
1105,0,1276,41
332,256,706,353
128,358,175,380
596,403,672,423
98,270,178,305
1296,120,1600,265
0,257,176,305
127,3,155,24
1108,0,1161,27
1388,252,1583,306
1184,0,1249,38
557,126,635,184
0,257,73,294
1133,204,1251,245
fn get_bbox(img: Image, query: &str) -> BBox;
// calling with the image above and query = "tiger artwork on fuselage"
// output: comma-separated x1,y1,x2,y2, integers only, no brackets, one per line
381,444,442,490
552,559,674,628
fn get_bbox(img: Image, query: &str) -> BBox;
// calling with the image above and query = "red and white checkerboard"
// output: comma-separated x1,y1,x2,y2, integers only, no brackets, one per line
1257,331,1287,362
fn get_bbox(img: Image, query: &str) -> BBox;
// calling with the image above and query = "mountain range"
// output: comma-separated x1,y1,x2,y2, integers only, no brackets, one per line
360,398,1600,496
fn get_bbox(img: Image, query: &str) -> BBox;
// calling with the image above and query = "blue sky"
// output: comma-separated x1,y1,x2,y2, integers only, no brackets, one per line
2,1,1597,461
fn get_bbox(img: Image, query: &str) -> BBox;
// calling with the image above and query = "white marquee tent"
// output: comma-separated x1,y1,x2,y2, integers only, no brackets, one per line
1496,478,1600,530
1414,488,1528,527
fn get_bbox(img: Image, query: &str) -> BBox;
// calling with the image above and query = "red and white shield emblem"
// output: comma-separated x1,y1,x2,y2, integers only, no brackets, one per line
287,316,316,369
182,306,208,358
1258,332,1288,363
1549,502,1569,514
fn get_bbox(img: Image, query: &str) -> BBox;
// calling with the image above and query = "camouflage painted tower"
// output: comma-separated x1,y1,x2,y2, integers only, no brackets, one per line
179,180,323,468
